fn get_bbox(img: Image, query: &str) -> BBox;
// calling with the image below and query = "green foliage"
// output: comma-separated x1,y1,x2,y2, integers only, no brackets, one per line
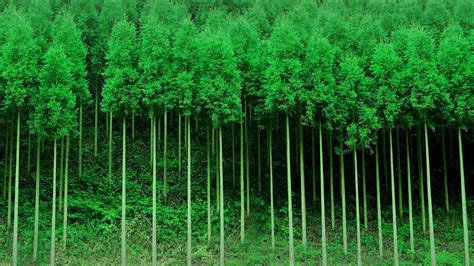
30,45,76,139
101,19,140,116
0,8,38,112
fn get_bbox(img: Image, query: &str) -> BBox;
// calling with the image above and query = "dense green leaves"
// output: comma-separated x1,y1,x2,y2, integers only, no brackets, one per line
101,20,139,117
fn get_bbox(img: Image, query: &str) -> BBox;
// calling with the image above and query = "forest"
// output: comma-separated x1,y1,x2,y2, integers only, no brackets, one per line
0,0,472,265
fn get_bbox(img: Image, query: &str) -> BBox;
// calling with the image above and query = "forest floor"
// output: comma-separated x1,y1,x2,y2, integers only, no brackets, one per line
0,201,472,265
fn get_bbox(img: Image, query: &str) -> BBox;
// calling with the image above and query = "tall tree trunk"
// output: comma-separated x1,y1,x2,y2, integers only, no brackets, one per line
362,149,367,230
458,127,469,265
268,125,275,248
27,131,31,178
312,127,316,205
299,122,307,248
79,104,83,181
108,112,113,180
320,123,327,265
131,111,135,142
33,137,41,261
179,114,182,174
163,111,167,199
207,121,211,244
152,114,157,265
417,125,426,233
424,122,436,265
150,117,153,168
50,138,57,265
186,116,192,266
12,111,21,266
219,127,225,265
397,128,402,219
7,125,13,229
340,129,347,254
329,131,334,229
216,126,219,211
121,116,127,266
62,135,70,249
59,137,64,212
240,121,245,242
245,103,250,215
232,124,235,189
406,129,414,253
354,145,361,266
441,126,448,213
258,126,261,193
376,142,383,258
285,115,295,265
94,83,98,158
389,128,399,265
2,122,8,200
382,128,388,192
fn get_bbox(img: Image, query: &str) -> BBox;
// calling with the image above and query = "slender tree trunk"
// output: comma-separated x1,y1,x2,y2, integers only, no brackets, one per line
245,104,250,215
12,111,21,266
2,122,8,200
268,125,275,249
59,137,64,212
7,125,13,229
417,125,426,234
186,116,192,266
121,116,127,266
354,146,361,266
240,121,245,242
449,127,453,165
150,117,153,167
320,123,327,265
62,135,70,249
207,121,211,244
33,137,41,261
232,124,235,189
382,128,388,192
79,104,83,181
406,128,414,253
397,128,402,219
216,126,219,211
219,127,225,265
163,111,167,199
329,131,334,229
376,142,383,258
362,149,368,230
340,129,347,254
152,114,157,265
131,111,135,142
441,126,448,213
50,138,57,265
389,128,399,265
424,122,436,265
94,83,98,158
108,112,113,180
27,131,31,178
312,127,316,205
458,127,469,266
285,115,295,265
257,127,261,193
179,114,182,174
299,122,307,248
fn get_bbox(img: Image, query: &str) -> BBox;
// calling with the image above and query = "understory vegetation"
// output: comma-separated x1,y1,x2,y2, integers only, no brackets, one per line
0,0,473,265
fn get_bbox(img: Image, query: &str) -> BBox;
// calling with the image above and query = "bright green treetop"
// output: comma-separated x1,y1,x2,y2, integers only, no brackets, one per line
171,18,199,117
53,13,90,104
0,8,38,113
437,24,473,127
31,45,77,140
139,14,172,115
197,30,241,126
264,19,304,116
101,19,140,117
